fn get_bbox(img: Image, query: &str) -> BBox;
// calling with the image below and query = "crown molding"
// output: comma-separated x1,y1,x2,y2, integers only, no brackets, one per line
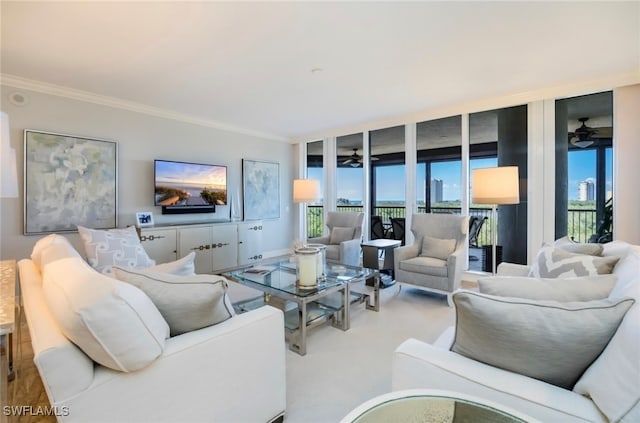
0,74,289,143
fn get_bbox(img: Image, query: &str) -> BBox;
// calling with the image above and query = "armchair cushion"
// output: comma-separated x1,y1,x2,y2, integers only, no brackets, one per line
451,290,634,389
528,244,619,278
400,256,447,277
112,266,234,336
329,227,355,245
420,235,456,260
477,275,618,302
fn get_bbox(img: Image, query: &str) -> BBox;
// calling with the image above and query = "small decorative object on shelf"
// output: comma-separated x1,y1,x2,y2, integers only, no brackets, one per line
135,212,154,228
295,247,320,288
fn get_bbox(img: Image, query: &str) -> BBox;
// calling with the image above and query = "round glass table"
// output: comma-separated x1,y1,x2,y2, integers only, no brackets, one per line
341,389,540,423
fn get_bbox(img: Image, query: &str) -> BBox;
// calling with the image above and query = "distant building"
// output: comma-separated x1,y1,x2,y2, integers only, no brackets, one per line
578,179,595,201
431,179,443,203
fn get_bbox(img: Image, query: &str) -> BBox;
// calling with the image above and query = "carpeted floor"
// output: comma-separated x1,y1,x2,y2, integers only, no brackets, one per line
7,282,461,423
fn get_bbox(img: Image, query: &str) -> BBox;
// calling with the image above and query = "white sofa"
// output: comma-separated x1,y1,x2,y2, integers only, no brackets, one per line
392,241,640,422
18,236,286,423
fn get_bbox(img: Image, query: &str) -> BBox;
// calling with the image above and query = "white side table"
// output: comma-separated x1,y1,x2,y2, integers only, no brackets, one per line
0,260,16,422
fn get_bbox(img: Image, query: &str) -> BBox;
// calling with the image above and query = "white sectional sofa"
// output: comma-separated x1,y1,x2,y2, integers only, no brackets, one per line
392,240,640,422
18,234,286,423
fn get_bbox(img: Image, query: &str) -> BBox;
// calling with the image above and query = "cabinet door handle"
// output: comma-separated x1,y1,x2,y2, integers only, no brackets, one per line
140,235,166,242
249,225,263,231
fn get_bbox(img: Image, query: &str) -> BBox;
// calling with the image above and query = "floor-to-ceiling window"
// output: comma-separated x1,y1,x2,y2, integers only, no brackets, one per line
336,133,364,215
470,105,528,268
369,125,405,225
306,140,324,237
555,91,613,243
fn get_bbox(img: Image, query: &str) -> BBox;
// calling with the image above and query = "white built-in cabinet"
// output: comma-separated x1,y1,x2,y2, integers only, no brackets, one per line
140,221,263,273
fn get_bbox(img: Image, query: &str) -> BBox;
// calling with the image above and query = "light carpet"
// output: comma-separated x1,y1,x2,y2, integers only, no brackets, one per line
282,284,455,422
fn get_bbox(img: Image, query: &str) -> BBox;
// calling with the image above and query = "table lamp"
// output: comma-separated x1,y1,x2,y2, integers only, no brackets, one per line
293,178,321,240
471,166,519,275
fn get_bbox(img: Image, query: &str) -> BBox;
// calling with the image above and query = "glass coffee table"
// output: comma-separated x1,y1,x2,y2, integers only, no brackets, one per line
341,389,539,423
222,257,376,355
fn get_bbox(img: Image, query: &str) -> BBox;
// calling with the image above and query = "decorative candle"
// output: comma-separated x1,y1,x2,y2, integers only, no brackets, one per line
295,247,319,287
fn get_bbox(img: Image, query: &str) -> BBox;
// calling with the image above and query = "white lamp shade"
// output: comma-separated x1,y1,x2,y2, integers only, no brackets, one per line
472,166,520,205
1,111,19,198
293,179,320,203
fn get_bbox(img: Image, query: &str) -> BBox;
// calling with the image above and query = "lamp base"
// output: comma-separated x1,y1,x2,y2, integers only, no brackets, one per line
482,246,503,273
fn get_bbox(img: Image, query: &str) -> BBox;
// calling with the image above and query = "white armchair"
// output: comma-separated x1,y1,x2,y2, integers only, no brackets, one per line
393,213,469,306
308,211,364,266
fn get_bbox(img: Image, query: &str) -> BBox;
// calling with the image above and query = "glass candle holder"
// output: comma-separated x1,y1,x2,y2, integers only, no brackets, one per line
295,247,319,288
306,243,326,280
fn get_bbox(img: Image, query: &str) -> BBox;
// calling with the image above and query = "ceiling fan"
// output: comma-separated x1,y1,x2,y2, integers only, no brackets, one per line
341,149,378,167
568,117,604,148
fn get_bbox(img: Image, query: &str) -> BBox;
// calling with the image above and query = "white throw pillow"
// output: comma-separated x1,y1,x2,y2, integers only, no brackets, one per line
528,244,619,278
329,227,355,245
477,275,617,302
112,266,235,336
78,225,156,274
420,236,456,260
553,236,604,256
31,234,80,269
42,255,169,372
451,290,634,389
146,252,196,276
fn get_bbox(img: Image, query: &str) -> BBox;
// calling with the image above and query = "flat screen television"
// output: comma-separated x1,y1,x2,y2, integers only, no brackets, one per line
154,159,227,214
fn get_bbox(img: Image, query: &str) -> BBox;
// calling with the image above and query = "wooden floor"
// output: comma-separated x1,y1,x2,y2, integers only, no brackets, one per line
6,309,55,423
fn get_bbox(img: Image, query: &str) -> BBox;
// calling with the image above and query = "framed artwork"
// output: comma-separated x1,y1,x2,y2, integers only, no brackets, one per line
242,159,280,220
135,212,154,228
24,130,118,235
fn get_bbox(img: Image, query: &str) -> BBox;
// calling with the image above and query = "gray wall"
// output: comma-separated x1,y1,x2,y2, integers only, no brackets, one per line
0,86,295,261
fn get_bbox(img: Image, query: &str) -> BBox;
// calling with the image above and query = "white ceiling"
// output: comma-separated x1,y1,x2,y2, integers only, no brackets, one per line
1,1,639,142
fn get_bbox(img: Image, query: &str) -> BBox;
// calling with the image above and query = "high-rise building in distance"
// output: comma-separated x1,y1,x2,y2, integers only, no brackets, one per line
431,178,443,203
578,179,595,201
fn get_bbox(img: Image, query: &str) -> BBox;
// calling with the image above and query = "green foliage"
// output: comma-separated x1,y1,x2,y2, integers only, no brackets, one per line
200,188,227,205
155,186,188,204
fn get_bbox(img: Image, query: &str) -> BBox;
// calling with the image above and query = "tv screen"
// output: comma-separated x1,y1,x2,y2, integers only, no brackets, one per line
154,159,227,207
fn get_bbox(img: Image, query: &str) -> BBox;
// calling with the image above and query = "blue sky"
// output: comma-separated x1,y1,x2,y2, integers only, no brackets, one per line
309,150,612,202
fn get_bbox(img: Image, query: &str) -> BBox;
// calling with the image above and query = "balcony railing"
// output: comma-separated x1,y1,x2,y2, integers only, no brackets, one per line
307,205,597,245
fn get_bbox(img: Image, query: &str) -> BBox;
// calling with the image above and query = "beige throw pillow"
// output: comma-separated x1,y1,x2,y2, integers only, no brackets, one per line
528,244,619,278
554,236,604,256
329,227,355,245
146,252,196,276
420,236,456,260
451,290,634,389
477,275,617,301
112,266,234,336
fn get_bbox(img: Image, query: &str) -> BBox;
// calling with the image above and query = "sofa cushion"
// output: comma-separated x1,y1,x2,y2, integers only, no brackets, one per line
112,266,235,336
41,254,169,372
329,227,355,245
78,225,156,274
31,234,80,269
477,275,617,301
573,250,640,422
528,244,619,278
451,290,634,389
399,256,448,277
146,252,196,276
420,236,456,260
553,236,604,256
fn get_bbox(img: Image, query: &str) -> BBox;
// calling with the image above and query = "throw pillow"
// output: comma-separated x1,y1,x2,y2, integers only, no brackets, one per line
477,275,617,302
146,252,196,276
420,236,456,260
554,236,604,256
112,266,235,336
451,290,634,389
329,227,355,245
78,225,156,274
528,244,619,278
31,234,81,269
42,256,169,372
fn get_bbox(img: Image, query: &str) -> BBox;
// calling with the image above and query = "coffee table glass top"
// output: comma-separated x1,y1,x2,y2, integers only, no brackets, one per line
224,258,374,298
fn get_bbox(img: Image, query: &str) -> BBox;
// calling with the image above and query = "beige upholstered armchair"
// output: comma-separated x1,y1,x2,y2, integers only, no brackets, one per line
394,213,469,306
308,211,364,266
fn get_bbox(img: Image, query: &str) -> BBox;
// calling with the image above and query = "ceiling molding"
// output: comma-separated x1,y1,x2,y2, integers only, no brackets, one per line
291,70,640,144
0,74,289,143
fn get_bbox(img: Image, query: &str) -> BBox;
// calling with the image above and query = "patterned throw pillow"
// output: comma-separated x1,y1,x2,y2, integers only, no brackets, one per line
78,225,156,274
528,245,619,278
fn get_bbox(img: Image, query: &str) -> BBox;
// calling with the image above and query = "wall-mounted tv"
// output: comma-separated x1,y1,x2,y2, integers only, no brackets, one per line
154,159,227,214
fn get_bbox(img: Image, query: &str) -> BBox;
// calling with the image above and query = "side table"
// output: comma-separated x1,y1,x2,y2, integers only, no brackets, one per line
1,260,16,421
361,239,401,288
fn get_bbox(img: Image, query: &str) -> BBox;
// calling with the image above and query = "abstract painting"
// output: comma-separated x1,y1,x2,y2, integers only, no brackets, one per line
242,159,279,220
24,130,118,234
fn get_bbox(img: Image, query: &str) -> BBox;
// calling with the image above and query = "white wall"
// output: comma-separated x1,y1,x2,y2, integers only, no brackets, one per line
613,84,640,244
0,86,295,260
